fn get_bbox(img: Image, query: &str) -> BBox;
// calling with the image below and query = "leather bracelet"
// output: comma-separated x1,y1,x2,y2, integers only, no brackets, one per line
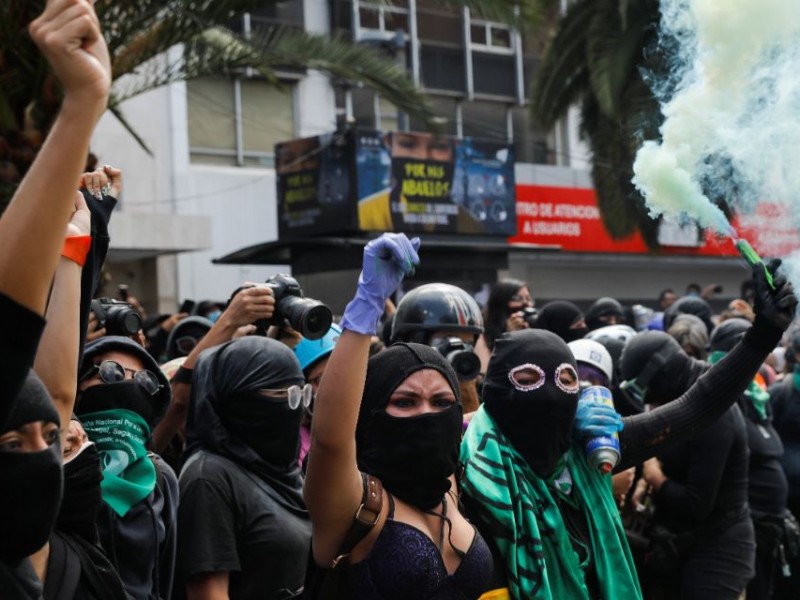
61,234,92,267
170,365,194,385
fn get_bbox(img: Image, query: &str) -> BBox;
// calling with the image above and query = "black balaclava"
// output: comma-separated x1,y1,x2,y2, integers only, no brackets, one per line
0,371,63,560
708,318,751,353
533,300,587,343
357,343,463,511
482,329,581,478
56,434,103,542
586,297,625,331
185,336,306,512
78,336,171,428
620,331,705,406
663,295,715,337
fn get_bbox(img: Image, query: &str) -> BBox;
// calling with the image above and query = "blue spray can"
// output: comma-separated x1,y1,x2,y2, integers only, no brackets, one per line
581,386,621,474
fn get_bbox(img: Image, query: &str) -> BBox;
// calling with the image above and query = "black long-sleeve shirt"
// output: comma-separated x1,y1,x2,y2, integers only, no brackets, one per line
655,404,749,531
618,325,781,469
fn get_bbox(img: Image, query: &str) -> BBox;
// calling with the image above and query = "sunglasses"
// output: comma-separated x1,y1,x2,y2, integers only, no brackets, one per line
261,384,313,410
80,360,162,396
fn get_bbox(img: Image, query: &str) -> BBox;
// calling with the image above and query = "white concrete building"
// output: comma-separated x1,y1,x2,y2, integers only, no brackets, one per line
92,0,748,315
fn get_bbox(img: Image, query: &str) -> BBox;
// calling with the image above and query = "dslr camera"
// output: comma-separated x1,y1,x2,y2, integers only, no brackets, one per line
91,298,143,336
521,306,539,328
432,337,481,381
231,274,333,340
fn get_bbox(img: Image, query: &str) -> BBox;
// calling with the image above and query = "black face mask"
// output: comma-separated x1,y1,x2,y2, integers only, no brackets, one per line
0,443,63,560
357,343,463,511
57,442,103,541
219,391,303,469
360,406,463,510
77,381,156,426
483,329,581,478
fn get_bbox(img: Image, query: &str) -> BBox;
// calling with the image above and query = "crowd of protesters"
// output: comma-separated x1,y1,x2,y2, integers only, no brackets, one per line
4,3,800,600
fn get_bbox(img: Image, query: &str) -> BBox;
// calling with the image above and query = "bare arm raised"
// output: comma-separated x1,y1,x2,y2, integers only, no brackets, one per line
0,0,110,314
304,233,419,565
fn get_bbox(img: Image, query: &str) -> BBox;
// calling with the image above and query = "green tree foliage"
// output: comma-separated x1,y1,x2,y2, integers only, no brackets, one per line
0,0,445,208
531,0,666,247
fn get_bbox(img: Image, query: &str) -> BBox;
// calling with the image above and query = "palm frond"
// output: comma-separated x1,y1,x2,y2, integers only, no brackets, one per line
585,0,651,117
248,27,436,127
106,101,154,156
429,0,557,30
530,0,594,128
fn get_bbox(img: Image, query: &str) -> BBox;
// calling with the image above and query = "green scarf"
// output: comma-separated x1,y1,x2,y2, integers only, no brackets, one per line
708,350,770,419
460,408,641,600
81,409,157,517
794,366,800,395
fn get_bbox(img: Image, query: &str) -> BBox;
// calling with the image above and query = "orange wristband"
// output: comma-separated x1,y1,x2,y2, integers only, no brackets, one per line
61,235,92,267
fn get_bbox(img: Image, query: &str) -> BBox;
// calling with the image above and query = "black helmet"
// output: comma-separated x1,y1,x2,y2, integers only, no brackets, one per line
618,331,684,408
586,297,625,331
663,296,715,336
391,283,484,344
708,318,751,354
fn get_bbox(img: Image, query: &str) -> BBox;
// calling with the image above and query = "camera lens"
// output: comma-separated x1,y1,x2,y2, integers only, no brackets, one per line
280,296,333,340
448,349,481,381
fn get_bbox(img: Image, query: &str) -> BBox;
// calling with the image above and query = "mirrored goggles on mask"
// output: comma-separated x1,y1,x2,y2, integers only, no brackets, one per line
508,362,580,393
260,383,313,410
79,360,162,396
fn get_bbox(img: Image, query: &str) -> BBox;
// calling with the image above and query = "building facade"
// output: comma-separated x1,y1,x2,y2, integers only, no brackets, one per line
92,0,750,315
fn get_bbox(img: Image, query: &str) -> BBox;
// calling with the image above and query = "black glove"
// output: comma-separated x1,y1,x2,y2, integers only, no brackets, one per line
747,258,798,351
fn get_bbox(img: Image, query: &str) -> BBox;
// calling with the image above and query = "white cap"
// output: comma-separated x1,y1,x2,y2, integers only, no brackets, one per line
586,324,637,345
568,339,614,383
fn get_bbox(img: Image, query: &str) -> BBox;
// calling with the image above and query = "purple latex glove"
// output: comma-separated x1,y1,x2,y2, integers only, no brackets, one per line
340,233,420,335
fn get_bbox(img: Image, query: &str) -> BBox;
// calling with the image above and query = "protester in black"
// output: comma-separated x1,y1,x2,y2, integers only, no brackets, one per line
623,331,752,598
475,278,533,374
0,373,63,598
176,336,311,599
708,318,788,600
76,336,177,600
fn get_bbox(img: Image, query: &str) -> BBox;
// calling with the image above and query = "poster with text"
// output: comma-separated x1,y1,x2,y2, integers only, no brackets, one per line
276,132,353,238
355,130,516,236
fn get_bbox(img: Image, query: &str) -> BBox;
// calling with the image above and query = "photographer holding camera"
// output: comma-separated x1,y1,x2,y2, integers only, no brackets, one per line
475,278,536,376
390,283,484,413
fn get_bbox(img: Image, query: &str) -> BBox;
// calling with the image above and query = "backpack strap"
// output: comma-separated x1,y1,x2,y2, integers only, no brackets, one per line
330,473,383,568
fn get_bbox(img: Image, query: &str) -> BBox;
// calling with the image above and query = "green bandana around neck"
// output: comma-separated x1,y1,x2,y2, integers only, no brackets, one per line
80,408,157,517
793,366,800,395
460,407,641,600
708,350,770,420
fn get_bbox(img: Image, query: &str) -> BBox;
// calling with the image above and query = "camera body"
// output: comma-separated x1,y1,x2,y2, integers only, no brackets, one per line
232,274,333,340
431,336,481,381
91,298,142,336
521,306,539,328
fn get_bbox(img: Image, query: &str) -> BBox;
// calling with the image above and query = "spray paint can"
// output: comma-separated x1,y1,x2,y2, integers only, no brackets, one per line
581,385,621,474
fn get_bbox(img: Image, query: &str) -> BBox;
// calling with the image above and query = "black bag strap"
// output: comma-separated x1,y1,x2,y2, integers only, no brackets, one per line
329,473,383,568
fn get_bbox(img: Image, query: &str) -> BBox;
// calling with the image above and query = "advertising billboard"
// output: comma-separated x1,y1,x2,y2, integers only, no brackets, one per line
355,131,516,236
275,132,354,238
509,184,800,258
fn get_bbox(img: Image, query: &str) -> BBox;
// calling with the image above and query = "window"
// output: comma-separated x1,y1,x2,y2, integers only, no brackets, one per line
357,0,410,35
339,88,400,132
469,20,514,54
465,12,519,100
187,77,295,168
461,100,509,143
417,2,466,93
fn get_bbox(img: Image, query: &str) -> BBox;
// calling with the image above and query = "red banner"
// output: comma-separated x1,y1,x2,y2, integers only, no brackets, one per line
508,184,800,258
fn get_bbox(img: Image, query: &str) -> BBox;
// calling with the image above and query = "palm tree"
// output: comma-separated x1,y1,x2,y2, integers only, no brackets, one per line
531,0,667,247
0,0,450,209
